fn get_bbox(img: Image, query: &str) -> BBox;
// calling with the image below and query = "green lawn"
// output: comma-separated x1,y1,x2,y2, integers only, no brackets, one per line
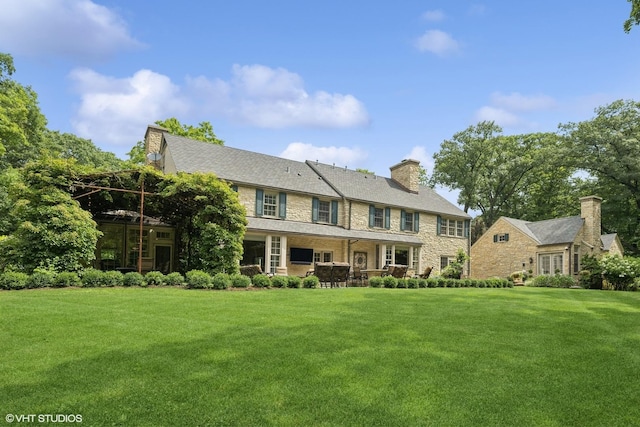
1,287,639,426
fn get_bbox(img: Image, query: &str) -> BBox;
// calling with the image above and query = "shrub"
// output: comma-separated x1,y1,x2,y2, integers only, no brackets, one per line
368,276,383,288
230,274,251,288
530,274,575,288
26,268,56,288
165,272,185,287
383,276,397,288
123,272,145,287
252,274,271,288
145,271,166,287
186,270,212,289
212,273,231,290
0,271,29,290
81,269,104,288
102,270,124,287
302,275,319,289
426,278,438,288
407,278,419,289
396,278,408,288
287,275,302,289
417,279,427,288
52,271,81,288
270,275,288,288
600,255,640,291
580,254,604,289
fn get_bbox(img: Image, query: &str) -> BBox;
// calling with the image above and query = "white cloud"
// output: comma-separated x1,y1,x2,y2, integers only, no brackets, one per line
68,64,369,154
0,0,143,60
188,64,370,128
473,106,523,127
422,10,445,22
69,68,189,151
473,92,557,129
415,30,460,56
490,92,556,112
403,146,434,173
280,142,368,167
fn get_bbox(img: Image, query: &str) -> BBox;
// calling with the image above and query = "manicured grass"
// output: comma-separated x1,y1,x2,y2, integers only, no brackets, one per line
1,287,640,426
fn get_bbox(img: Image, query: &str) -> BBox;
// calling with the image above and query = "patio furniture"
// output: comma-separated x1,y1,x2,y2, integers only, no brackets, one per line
384,264,408,279
314,262,334,288
240,264,264,278
331,262,351,288
350,267,368,286
417,266,433,279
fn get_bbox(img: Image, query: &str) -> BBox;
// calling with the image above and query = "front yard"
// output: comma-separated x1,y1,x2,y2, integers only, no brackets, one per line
1,287,639,426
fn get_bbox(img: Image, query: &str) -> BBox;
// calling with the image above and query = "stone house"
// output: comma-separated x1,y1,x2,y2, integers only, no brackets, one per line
145,125,471,277
470,196,624,279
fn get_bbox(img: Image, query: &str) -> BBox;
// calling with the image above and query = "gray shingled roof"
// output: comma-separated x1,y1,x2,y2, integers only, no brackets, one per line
163,134,339,197
601,233,618,251
503,216,584,245
248,217,423,244
308,161,470,218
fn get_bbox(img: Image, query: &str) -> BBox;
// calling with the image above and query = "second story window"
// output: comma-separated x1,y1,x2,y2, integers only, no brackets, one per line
369,205,390,229
255,189,286,219
401,210,419,232
313,198,338,224
437,216,470,238
263,193,277,217
318,200,330,223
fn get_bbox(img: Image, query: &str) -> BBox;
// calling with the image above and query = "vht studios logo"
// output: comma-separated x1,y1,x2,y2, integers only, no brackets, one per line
5,414,83,423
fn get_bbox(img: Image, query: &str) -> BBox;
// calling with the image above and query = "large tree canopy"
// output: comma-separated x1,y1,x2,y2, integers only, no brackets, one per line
560,99,640,253
431,122,574,235
624,0,640,32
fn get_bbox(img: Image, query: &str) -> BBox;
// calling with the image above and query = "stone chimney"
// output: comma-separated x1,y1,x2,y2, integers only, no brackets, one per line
144,125,167,164
390,159,421,193
580,196,602,250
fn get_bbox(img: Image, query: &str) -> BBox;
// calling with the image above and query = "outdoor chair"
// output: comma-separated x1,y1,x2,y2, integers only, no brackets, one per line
417,266,433,279
239,264,263,278
331,262,351,288
314,262,334,288
385,264,407,279
350,267,368,286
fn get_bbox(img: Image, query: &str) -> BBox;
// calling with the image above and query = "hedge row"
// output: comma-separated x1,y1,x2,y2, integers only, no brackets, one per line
367,276,512,289
0,269,513,291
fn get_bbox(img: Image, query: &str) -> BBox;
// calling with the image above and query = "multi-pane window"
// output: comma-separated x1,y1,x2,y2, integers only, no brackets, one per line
314,251,333,263
404,212,414,231
263,193,278,217
539,253,563,275
441,218,465,237
573,246,580,274
374,207,384,228
270,236,281,273
440,256,454,270
411,247,420,270
318,200,331,223
385,247,393,267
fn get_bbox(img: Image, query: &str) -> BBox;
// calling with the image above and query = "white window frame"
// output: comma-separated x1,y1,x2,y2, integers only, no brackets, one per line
263,192,278,217
373,207,384,228
539,253,563,275
313,251,333,263
317,200,331,223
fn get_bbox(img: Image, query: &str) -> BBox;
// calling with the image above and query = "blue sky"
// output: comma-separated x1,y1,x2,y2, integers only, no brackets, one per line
1,0,639,205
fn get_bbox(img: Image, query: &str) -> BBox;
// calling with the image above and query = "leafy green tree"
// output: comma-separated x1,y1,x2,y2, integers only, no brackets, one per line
356,168,375,175
624,0,640,32
156,172,246,273
43,130,124,170
0,159,102,273
559,99,640,253
432,122,570,231
0,53,48,168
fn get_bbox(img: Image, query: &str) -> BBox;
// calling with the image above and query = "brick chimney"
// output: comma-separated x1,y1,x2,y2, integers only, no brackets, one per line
390,159,421,193
144,125,167,164
580,196,602,250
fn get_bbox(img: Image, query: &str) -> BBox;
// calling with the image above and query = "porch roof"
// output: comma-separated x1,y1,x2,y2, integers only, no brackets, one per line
247,217,423,245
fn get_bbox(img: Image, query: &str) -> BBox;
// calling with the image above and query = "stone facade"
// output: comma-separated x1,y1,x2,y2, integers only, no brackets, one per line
144,125,166,164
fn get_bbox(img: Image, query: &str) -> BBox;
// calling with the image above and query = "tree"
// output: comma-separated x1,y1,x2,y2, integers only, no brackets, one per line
0,53,48,168
559,99,640,253
43,130,124,170
624,0,640,32
156,172,246,273
0,159,102,273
